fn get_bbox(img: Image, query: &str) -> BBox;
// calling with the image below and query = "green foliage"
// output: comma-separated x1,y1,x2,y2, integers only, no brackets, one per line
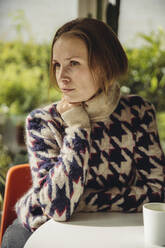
0,40,61,115
157,112,165,151
123,28,165,112
0,135,12,210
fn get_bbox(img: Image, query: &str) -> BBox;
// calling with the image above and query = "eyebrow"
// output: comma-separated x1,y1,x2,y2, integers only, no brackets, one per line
52,56,81,62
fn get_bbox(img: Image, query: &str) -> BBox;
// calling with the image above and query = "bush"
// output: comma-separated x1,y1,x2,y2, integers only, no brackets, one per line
123,28,165,112
0,40,61,115
0,134,12,210
157,112,165,151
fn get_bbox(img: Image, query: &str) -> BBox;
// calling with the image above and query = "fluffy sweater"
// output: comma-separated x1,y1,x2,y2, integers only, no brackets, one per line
15,82,165,232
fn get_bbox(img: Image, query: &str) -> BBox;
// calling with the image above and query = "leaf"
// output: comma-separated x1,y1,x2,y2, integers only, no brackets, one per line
160,75,165,87
150,77,158,93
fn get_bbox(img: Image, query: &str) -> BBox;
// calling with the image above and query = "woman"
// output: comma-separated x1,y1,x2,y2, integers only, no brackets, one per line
2,17,165,248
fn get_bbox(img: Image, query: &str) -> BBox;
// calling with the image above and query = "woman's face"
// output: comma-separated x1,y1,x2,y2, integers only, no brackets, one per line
52,35,99,103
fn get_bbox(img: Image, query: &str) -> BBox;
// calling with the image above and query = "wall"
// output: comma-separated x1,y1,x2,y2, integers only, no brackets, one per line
118,0,165,46
0,0,78,43
0,0,165,46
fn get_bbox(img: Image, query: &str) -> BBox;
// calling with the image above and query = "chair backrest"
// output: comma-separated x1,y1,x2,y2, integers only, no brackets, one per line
0,163,32,245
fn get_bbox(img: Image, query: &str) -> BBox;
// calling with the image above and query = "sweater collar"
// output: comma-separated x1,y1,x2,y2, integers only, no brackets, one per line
83,81,121,122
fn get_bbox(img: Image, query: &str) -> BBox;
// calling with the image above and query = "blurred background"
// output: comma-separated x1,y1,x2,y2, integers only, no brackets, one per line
0,0,165,210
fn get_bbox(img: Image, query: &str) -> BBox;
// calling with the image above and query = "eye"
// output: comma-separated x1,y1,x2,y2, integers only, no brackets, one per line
70,60,80,66
53,62,60,71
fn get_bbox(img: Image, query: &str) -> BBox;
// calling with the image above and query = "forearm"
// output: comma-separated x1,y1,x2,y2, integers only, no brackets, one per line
25,105,91,221
77,180,164,213
36,126,91,221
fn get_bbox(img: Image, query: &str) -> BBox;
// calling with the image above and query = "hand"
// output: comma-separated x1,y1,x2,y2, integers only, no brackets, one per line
57,95,81,115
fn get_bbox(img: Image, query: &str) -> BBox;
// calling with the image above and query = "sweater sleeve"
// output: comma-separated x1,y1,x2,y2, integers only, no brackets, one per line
77,102,165,213
15,105,91,231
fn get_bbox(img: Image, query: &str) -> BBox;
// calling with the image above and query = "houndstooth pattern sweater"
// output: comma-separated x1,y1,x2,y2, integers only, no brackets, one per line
15,82,165,232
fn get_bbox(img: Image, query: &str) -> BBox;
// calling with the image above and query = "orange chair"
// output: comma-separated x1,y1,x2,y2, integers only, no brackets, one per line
0,164,32,245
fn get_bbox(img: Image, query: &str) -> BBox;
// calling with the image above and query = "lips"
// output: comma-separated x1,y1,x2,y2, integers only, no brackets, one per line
61,88,74,93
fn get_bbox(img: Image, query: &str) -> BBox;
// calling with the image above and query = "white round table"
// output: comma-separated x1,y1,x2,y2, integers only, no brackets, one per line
24,212,161,248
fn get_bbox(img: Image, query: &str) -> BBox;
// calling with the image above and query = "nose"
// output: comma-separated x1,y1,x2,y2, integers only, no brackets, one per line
57,66,70,84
